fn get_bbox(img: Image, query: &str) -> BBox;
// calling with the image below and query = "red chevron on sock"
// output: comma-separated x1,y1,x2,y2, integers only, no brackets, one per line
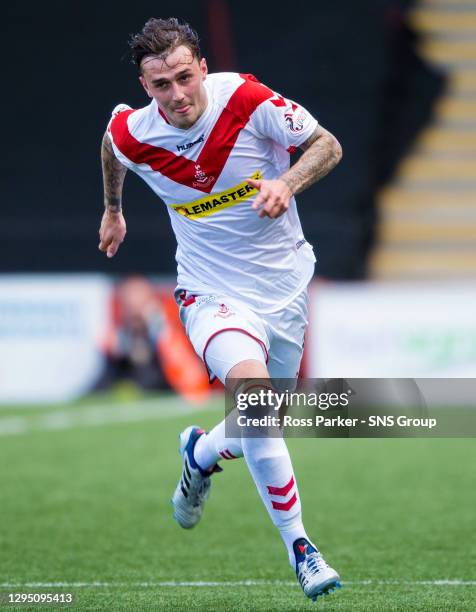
271,492,297,512
266,475,295,496
219,449,237,460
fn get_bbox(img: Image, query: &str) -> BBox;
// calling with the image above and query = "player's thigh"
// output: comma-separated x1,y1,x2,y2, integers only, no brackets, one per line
267,289,309,379
177,292,269,384
206,331,267,384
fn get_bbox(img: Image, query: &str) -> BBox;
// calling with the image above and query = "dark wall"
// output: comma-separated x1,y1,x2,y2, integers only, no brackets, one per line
1,1,442,278
1,1,209,275
230,0,392,278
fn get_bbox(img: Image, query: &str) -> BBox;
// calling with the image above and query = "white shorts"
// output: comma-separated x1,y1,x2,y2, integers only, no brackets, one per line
176,288,309,384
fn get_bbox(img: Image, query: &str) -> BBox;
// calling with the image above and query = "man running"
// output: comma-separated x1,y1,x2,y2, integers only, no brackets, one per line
99,17,342,602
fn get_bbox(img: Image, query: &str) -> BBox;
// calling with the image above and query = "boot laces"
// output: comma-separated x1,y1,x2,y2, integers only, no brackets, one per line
299,552,328,587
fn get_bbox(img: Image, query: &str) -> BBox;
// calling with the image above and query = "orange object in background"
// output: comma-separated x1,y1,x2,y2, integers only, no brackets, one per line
98,276,213,404
156,290,212,405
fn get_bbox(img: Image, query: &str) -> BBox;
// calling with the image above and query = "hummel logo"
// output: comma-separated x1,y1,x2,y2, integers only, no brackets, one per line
177,134,205,152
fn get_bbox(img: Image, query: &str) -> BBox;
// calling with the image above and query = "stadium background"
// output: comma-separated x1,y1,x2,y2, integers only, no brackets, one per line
4,0,464,279
1,1,476,610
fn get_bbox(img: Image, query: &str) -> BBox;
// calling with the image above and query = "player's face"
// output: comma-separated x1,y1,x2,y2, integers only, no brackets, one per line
139,45,208,129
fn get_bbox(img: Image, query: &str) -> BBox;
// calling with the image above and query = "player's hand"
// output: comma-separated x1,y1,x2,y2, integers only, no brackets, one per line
98,209,127,258
247,178,293,219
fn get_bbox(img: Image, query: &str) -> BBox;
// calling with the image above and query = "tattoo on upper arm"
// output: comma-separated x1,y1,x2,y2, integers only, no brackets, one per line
281,127,342,195
101,132,127,212
299,127,321,151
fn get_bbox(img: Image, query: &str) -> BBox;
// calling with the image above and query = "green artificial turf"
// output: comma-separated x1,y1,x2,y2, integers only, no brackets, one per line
0,394,475,610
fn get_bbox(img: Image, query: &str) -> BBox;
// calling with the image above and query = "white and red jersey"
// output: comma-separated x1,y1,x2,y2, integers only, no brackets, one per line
107,72,317,313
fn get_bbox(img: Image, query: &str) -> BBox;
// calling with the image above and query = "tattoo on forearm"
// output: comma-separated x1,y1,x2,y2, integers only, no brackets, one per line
101,133,127,212
281,129,342,196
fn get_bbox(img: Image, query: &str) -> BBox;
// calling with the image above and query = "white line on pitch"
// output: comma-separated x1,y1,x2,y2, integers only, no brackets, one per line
0,398,221,437
0,580,475,588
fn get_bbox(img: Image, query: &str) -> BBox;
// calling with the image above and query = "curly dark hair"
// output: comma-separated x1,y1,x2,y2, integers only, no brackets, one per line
129,17,201,72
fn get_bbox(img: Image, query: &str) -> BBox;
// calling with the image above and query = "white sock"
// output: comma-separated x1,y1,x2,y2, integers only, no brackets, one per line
241,434,310,568
194,419,243,470
280,524,313,570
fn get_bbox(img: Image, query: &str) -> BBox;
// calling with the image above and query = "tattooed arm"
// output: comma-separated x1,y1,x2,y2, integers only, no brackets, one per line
281,125,342,195
247,125,342,219
98,132,128,258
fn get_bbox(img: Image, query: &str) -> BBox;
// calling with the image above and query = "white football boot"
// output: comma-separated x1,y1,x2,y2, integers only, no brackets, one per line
171,425,221,529
293,538,341,601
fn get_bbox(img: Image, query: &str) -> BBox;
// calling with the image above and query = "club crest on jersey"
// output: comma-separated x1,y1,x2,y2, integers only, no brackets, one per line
214,303,234,318
193,164,215,189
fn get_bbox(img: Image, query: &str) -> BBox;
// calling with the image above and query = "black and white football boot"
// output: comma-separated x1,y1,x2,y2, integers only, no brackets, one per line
293,538,341,601
171,425,221,529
